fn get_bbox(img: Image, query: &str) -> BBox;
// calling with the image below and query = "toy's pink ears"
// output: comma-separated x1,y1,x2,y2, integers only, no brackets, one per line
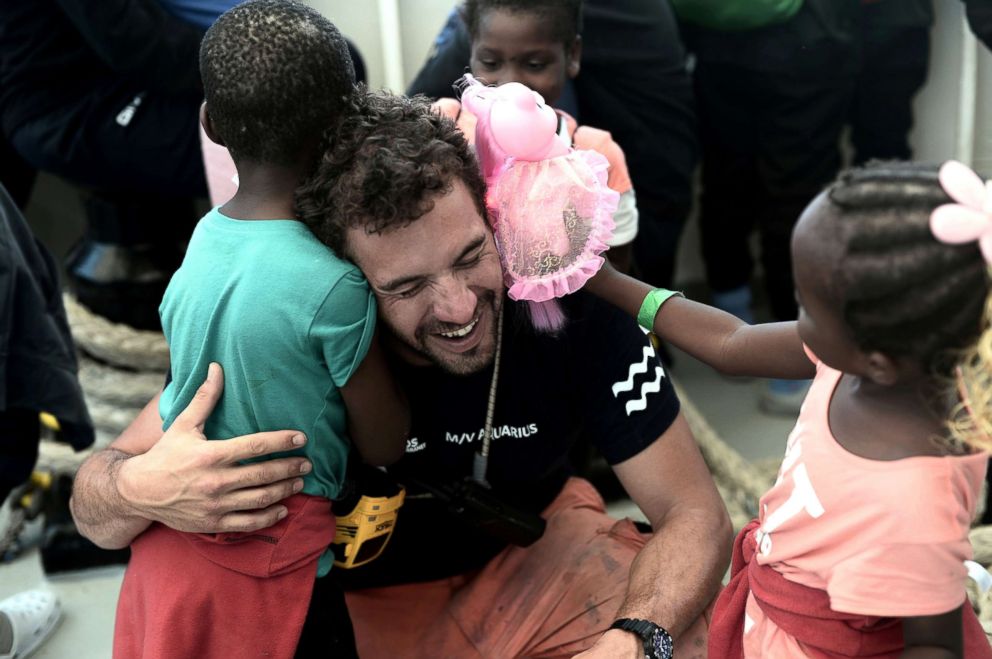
459,74,490,116
930,160,992,263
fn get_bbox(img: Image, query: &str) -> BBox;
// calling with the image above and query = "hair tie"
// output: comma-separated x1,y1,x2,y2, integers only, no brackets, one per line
930,160,992,264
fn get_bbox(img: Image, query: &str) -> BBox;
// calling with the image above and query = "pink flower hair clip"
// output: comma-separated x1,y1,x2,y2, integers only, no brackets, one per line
931,160,992,263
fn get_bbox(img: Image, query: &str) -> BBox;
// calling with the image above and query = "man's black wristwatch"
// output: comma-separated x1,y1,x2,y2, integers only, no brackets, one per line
609,618,674,659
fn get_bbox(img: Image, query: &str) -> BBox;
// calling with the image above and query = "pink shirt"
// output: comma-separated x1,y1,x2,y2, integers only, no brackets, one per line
743,350,987,657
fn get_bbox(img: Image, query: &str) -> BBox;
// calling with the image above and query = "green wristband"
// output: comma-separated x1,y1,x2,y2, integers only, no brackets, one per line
637,288,684,331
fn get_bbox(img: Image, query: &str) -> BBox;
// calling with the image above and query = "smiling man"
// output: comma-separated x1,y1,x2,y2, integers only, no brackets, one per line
347,194,502,376
71,89,729,659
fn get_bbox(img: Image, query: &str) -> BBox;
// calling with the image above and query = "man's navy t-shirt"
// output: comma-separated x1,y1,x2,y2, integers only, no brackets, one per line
339,291,680,588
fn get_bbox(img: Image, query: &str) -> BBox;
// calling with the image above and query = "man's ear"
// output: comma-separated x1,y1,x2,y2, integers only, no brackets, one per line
864,351,900,386
566,36,582,79
200,102,225,146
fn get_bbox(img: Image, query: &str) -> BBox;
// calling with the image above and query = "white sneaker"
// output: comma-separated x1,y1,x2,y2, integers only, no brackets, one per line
0,590,62,659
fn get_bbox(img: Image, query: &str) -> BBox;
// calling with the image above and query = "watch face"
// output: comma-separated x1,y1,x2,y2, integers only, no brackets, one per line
650,628,674,659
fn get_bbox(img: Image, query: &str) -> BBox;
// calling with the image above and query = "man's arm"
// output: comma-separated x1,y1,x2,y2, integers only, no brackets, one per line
70,364,312,549
575,413,733,658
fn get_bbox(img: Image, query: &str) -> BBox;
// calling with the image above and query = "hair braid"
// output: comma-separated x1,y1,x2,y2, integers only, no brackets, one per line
829,161,992,451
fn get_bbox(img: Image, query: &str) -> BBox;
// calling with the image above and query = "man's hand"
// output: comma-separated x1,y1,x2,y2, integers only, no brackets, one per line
117,362,312,534
572,629,641,658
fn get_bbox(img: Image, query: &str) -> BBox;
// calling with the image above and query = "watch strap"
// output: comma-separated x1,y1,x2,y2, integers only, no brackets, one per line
609,618,673,659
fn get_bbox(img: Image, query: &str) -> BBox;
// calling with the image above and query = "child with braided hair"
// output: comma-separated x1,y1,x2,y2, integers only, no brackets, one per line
586,160,992,657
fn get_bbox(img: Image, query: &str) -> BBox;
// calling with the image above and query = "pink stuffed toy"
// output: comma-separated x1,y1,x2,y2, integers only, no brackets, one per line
459,75,618,332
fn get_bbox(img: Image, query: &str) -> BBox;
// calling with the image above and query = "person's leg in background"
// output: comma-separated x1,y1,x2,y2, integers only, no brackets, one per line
756,72,854,325
693,60,763,325
693,1,860,326
690,0,860,412
755,68,856,413
0,409,40,506
849,13,931,164
575,0,698,289
966,0,992,49
295,575,359,659
0,138,35,211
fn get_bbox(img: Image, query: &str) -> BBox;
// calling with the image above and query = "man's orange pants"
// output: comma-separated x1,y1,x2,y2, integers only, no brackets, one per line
346,477,711,658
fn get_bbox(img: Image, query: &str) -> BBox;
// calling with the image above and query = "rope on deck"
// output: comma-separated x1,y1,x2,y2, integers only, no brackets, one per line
36,295,169,475
63,293,169,371
674,382,777,529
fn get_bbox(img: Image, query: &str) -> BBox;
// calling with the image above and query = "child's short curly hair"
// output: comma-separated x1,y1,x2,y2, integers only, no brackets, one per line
461,0,584,45
200,0,354,165
294,88,488,256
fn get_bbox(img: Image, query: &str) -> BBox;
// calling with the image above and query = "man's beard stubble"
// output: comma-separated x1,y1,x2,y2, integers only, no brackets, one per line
383,289,501,376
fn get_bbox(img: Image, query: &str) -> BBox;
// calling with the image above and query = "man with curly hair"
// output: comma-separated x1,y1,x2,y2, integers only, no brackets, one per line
72,88,730,659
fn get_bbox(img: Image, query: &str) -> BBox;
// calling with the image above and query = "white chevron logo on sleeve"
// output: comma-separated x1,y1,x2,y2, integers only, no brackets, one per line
625,366,664,415
611,346,655,397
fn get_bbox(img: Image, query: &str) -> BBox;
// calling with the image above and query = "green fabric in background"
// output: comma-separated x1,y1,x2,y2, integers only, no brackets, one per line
670,0,803,30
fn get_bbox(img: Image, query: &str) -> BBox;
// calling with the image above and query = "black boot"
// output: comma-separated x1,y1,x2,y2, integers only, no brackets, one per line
66,192,192,331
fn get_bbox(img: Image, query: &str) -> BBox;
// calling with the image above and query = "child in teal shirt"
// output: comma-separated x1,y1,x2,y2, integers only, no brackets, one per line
113,3,408,658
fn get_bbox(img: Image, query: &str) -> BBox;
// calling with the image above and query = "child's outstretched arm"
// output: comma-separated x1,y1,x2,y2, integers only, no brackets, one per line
901,606,962,658
585,263,814,379
339,331,410,466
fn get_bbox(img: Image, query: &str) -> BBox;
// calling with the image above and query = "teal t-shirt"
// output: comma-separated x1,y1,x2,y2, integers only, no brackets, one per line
159,209,375,573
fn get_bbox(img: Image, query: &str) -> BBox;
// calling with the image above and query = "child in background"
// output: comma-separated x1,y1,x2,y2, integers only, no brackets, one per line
113,3,409,658
586,161,992,657
433,0,639,273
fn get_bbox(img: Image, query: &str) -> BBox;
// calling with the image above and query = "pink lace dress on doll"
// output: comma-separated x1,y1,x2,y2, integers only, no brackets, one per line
460,76,618,332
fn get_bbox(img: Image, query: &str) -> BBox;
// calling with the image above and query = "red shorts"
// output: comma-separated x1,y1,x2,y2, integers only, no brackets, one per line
114,493,334,659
